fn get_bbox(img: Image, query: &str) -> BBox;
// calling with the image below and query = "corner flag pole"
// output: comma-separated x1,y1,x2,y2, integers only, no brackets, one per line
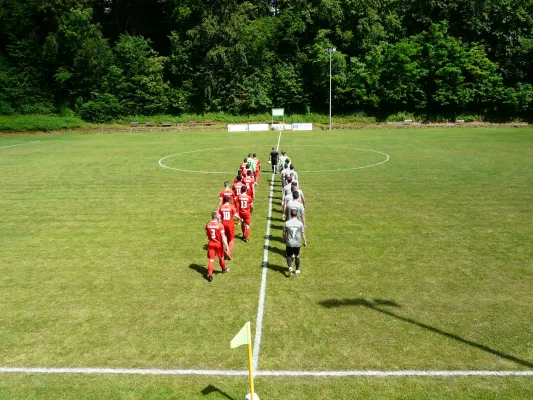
246,322,255,398
230,321,255,398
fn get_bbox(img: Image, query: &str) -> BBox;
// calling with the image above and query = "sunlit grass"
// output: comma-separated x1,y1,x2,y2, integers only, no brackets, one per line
1,127,532,398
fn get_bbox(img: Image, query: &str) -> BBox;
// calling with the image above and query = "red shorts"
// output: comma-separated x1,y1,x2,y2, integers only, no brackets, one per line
207,242,223,259
239,212,251,225
222,223,235,240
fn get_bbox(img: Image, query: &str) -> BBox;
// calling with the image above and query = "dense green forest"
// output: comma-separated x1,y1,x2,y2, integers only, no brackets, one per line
1,0,532,121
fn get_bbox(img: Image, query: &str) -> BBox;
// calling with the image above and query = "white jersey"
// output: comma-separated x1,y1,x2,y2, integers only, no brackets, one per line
289,170,298,183
283,182,293,198
284,192,302,207
278,155,289,168
284,218,305,247
285,199,305,222
280,167,290,183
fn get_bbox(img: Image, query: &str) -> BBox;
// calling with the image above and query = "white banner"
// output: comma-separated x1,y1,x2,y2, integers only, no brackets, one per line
227,124,249,132
271,123,292,131
291,123,313,131
272,108,284,117
248,124,269,132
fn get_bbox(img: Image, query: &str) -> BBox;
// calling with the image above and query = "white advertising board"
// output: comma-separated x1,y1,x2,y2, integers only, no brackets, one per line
291,123,313,131
227,124,249,132
248,124,269,132
272,108,284,117
271,123,292,131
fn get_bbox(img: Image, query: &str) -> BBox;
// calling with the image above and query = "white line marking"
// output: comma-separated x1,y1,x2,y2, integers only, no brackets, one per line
158,145,389,174
252,131,282,372
1,367,531,377
0,141,40,149
256,370,533,377
0,367,248,376
159,146,253,174
288,146,390,172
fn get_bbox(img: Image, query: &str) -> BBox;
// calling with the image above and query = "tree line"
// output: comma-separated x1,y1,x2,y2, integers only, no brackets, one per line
1,0,532,121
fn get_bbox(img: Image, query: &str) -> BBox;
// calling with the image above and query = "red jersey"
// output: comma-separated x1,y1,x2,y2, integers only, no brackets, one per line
253,157,260,171
240,163,248,173
233,182,245,199
219,188,234,205
242,176,255,197
236,194,253,215
218,203,238,227
206,221,225,244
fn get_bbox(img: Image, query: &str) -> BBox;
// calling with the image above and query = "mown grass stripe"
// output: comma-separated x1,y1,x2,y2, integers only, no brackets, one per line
253,131,282,371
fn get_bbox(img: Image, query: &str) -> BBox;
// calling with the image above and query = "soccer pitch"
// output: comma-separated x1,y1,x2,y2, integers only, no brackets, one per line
1,128,532,399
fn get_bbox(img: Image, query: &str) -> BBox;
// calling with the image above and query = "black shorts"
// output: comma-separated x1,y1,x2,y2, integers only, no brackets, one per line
286,246,300,258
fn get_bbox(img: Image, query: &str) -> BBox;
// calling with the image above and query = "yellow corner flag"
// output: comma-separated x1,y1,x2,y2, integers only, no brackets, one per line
230,321,251,348
230,321,256,399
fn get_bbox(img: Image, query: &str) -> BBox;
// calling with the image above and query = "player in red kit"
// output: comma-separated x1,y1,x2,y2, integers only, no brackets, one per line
233,169,243,184
240,158,248,174
218,181,234,207
242,170,256,200
232,176,245,205
236,185,254,242
252,153,261,183
218,196,241,259
205,211,229,282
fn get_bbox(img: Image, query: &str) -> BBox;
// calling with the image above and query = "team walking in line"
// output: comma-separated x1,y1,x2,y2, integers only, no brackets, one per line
205,149,307,282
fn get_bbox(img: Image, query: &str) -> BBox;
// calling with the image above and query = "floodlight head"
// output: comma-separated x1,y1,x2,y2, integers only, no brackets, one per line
327,47,336,53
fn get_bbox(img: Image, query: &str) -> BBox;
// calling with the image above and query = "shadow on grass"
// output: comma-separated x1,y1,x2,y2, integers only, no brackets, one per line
319,298,533,369
268,235,285,244
265,263,290,277
201,384,235,399
265,244,286,257
189,263,223,280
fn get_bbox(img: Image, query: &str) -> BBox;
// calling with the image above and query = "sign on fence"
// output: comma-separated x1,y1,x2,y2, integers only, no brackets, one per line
291,123,313,131
228,124,249,132
248,124,269,132
271,123,292,131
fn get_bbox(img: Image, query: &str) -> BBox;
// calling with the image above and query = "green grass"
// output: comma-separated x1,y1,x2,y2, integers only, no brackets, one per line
1,128,532,398
0,115,86,131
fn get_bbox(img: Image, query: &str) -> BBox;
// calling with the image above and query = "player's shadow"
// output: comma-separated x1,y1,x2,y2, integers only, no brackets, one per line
267,235,285,244
266,262,290,277
266,244,286,256
189,263,223,279
201,384,235,399
319,298,533,369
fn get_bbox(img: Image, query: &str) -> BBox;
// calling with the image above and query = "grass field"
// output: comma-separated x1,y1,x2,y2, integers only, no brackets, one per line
1,128,532,399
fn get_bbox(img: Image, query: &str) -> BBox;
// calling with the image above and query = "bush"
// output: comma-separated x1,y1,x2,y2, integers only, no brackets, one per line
0,115,85,131
456,114,478,122
19,102,55,115
78,93,123,122
385,112,416,122
0,101,15,115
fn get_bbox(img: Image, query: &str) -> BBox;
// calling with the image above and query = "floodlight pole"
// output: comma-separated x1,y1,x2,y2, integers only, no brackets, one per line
328,47,336,131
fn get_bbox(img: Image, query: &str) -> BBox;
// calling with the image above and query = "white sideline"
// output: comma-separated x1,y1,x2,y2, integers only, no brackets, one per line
252,131,282,372
0,141,40,149
257,370,533,377
0,367,531,377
